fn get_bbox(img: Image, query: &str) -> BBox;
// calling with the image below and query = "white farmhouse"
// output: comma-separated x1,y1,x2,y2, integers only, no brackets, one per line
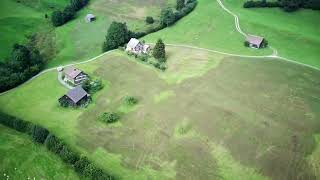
126,38,150,54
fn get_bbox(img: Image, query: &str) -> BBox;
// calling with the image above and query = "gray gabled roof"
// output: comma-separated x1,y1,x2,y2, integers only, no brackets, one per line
64,67,82,79
127,38,141,49
246,35,264,46
66,86,88,104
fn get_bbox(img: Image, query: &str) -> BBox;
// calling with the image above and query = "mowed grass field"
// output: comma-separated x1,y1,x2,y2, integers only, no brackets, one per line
1,47,320,179
223,0,320,68
0,125,79,179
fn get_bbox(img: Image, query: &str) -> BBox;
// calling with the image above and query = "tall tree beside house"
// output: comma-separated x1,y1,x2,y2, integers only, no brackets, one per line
160,8,176,27
102,21,130,51
176,0,185,10
153,39,166,60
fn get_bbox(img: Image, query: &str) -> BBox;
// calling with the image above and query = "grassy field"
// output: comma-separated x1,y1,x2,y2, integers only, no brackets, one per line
0,125,79,179
144,0,320,68
1,47,320,179
223,0,320,68
144,0,273,56
0,0,174,65
0,0,66,60
49,0,175,67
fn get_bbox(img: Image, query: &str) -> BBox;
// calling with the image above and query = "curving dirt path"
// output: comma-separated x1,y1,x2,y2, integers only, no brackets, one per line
216,0,280,56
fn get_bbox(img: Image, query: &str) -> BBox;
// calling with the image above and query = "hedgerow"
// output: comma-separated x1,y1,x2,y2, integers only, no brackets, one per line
0,112,115,180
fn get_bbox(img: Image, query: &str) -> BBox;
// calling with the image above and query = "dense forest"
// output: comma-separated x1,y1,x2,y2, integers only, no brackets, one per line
244,0,320,11
0,40,45,93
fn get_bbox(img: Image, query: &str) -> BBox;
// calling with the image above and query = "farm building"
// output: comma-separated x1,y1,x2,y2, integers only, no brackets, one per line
126,38,150,54
85,14,96,22
246,35,266,48
63,67,88,86
59,86,90,107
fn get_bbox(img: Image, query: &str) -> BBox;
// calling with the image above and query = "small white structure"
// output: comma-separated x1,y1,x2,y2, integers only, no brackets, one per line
85,14,96,22
126,38,150,54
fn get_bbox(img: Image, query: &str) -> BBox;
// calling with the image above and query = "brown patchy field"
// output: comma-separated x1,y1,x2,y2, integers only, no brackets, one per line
1,47,320,179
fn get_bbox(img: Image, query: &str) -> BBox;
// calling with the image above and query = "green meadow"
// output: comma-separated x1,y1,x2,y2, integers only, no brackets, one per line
1,47,320,179
223,0,320,68
0,125,79,179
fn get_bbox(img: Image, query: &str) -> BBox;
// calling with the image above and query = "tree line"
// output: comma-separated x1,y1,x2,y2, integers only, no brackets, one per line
0,112,115,180
51,0,89,27
0,40,45,93
102,0,198,51
244,0,320,12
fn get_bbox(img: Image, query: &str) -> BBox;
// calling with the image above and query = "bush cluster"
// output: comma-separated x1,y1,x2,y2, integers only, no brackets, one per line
82,79,103,93
124,96,138,106
243,0,320,12
0,42,45,93
127,51,167,71
145,16,154,24
51,0,89,27
0,112,115,180
101,112,120,124
243,1,280,8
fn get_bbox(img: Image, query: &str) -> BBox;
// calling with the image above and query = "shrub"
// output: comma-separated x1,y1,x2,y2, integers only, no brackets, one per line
82,79,91,92
101,112,120,123
261,39,268,48
146,16,154,24
90,79,103,93
0,112,31,133
31,125,50,144
138,54,148,62
59,145,79,164
124,96,138,105
51,11,65,27
159,63,167,71
160,8,176,27
45,134,63,153
176,0,185,10
244,41,250,47
74,156,90,174
59,96,71,107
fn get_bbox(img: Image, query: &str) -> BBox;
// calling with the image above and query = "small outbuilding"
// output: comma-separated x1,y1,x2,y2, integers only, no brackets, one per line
59,86,90,107
63,67,88,86
126,38,150,54
246,35,266,48
85,14,96,22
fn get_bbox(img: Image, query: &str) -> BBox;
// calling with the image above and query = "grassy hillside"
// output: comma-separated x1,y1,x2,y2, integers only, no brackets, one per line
1,48,320,179
0,0,174,66
0,125,79,179
49,0,174,67
144,0,273,56
223,0,320,68
0,0,66,60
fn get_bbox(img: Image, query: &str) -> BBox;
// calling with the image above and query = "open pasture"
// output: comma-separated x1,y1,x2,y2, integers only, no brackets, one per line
1,47,320,179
